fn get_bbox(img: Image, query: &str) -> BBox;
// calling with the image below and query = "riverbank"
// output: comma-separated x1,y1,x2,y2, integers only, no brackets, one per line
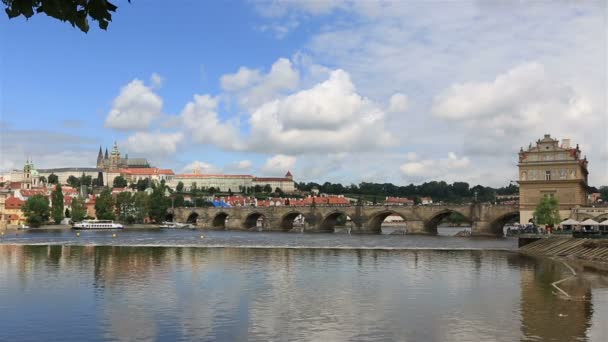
519,237,608,272
1,224,162,232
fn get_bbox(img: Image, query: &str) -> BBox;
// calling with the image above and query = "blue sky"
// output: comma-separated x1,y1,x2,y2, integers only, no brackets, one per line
1,1,606,186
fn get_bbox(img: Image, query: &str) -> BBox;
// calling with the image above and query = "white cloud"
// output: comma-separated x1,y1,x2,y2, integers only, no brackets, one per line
236,160,252,170
400,153,470,180
221,58,299,110
220,67,262,91
180,94,242,150
261,154,296,175
181,161,220,174
431,62,595,155
105,79,163,131
387,93,408,113
150,73,163,89
247,69,395,154
123,131,184,156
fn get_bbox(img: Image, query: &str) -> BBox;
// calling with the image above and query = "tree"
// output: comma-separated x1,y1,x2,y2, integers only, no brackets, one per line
136,178,150,192
115,191,133,223
113,175,128,188
228,188,233,196
64,208,70,218
148,184,170,223
208,187,216,195
190,182,197,194
71,197,86,222
599,186,608,202
132,191,149,223
38,176,47,185
80,174,92,187
263,184,272,193
4,0,131,33
66,175,80,188
173,194,185,208
22,194,50,227
47,173,58,184
95,188,115,220
96,172,104,187
176,181,184,192
51,183,64,224
275,187,284,197
533,196,561,227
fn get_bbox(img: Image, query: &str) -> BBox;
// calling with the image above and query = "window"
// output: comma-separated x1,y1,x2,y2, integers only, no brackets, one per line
545,170,551,181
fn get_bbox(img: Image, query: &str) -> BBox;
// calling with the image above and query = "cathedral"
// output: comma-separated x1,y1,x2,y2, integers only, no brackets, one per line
96,142,151,171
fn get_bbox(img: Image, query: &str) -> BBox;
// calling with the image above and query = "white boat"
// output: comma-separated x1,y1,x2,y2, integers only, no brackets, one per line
159,221,191,229
73,220,124,230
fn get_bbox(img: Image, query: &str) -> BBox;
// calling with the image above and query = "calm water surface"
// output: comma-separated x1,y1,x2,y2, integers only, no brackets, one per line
0,230,607,341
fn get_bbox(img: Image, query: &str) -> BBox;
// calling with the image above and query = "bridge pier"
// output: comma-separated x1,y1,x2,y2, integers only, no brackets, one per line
471,220,498,237
409,221,434,235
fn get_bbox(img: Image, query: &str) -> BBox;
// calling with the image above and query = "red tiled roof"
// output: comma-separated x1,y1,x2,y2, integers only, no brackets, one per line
9,182,22,189
285,170,293,177
5,197,24,208
253,177,291,182
120,168,174,175
177,174,253,179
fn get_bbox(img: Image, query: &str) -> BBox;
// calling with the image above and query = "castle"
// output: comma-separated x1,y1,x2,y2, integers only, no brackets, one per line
96,142,150,171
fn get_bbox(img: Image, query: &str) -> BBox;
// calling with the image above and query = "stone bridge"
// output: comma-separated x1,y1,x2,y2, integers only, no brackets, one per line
169,203,519,236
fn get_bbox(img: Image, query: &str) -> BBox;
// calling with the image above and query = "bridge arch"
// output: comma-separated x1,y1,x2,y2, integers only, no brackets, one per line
489,211,520,236
212,212,229,230
280,211,305,232
319,211,350,232
594,213,608,223
367,210,408,234
426,210,472,235
243,212,266,230
186,212,199,224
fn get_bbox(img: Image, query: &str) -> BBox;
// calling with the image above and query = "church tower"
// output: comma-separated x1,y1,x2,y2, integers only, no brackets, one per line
96,146,104,168
109,141,121,170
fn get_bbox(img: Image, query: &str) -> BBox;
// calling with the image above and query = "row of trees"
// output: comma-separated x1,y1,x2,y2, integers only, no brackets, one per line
22,184,87,227
295,181,519,203
22,181,173,227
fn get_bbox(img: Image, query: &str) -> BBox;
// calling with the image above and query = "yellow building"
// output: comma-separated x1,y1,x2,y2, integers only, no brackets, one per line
518,134,589,223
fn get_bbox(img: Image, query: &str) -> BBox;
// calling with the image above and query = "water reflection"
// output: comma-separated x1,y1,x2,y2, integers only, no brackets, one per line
0,245,606,341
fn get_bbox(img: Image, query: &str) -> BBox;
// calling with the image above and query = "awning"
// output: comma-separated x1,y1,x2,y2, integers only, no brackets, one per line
560,219,580,225
580,218,600,226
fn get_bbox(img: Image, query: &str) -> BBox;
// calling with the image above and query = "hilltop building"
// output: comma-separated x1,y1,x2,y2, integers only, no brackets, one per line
169,169,295,193
96,142,150,170
517,134,589,224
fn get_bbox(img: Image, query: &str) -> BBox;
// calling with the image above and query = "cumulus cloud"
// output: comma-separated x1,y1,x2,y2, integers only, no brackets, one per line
220,67,262,91
431,63,594,155
150,73,163,89
180,94,242,150
400,152,470,179
387,93,408,113
123,131,184,156
261,154,296,175
105,79,163,131
247,69,395,154
221,58,299,110
181,161,220,174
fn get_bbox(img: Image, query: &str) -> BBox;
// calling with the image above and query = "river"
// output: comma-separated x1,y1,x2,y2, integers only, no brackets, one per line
0,229,607,341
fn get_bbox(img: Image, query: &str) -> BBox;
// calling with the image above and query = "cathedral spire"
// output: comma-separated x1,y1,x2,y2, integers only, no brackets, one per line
104,148,109,160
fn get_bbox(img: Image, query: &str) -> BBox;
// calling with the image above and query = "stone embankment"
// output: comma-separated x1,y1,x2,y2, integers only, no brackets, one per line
520,237,608,271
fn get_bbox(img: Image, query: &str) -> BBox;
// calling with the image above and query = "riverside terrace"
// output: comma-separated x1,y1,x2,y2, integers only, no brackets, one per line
169,203,520,236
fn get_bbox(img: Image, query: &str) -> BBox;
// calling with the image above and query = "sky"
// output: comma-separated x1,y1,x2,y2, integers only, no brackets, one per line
1,0,606,187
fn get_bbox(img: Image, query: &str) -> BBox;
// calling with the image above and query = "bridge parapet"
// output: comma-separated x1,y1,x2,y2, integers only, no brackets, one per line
169,203,519,236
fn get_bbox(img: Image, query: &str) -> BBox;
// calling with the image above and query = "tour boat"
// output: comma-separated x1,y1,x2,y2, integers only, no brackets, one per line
159,221,191,229
72,220,124,230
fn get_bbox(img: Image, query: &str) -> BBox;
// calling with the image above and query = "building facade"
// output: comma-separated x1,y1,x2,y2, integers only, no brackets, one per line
96,142,150,171
169,170,296,193
517,134,589,223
